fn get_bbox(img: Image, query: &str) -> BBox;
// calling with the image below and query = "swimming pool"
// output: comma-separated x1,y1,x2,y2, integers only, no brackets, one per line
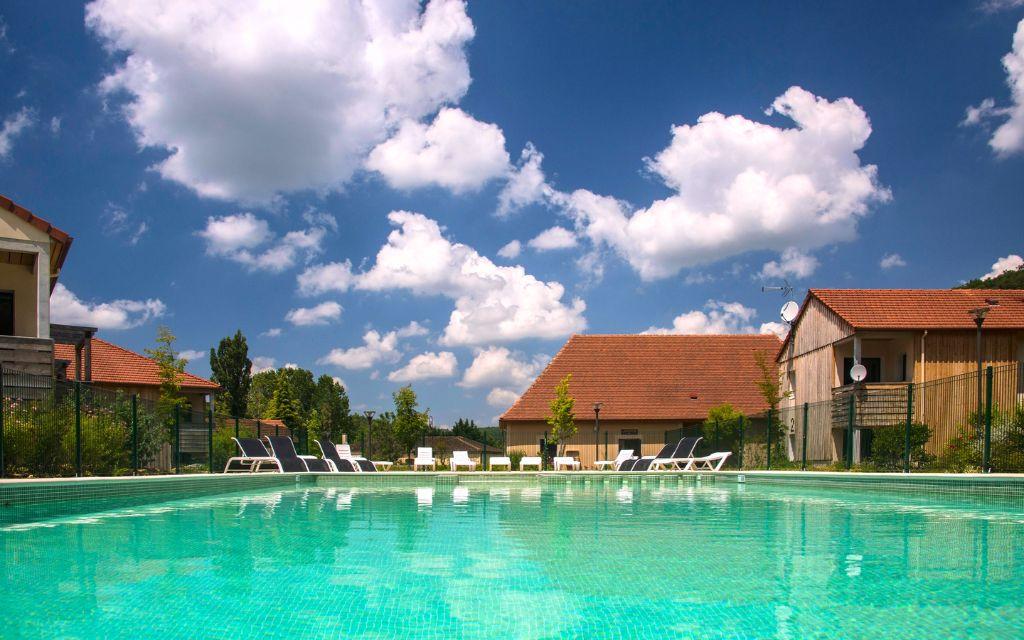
2,475,1023,639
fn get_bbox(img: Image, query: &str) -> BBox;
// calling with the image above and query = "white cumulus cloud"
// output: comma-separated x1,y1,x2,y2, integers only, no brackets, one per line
963,19,1024,156
528,226,578,251
645,300,772,335
486,387,520,409
285,301,342,326
297,261,356,296
760,248,819,280
387,351,457,382
86,0,475,203
459,346,549,390
880,253,907,269
251,356,276,373
366,107,509,192
983,254,1023,279
496,143,553,217
0,107,34,159
178,349,206,362
50,283,166,330
318,329,401,370
198,213,327,272
497,240,522,259
559,87,890,281
356,211,586,346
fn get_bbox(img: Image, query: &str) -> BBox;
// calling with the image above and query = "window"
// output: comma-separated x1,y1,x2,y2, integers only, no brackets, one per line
843,357,881,384
0,292,13,336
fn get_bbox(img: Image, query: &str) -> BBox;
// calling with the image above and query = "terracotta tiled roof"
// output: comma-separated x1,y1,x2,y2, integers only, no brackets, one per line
810,289,1024,330
54,337,219,390
1,193,73,286
500,334,780,422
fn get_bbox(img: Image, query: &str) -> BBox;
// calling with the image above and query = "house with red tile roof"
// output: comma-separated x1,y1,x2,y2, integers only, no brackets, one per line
499,333,781,469
54,336,219,415
0,194,74,377
777,289,1024,463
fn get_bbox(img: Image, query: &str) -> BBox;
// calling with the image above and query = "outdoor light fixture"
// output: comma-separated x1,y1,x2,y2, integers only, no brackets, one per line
364,410,375,460
593,402,603,469
968,307,990,463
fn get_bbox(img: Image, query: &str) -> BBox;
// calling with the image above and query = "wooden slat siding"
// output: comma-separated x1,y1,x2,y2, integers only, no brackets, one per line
0,336,54,378
789,298,854,360
917,331,1023,383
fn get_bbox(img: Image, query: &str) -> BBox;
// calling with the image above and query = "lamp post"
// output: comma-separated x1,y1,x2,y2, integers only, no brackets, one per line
968,307,989,440
364,410,375,460
592,402,602,469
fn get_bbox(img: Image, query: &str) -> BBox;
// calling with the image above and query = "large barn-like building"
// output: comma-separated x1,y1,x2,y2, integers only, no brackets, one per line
499,333,781,468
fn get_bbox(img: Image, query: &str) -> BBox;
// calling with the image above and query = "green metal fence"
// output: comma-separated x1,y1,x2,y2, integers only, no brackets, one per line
0,368,309,478
3,362,1023,477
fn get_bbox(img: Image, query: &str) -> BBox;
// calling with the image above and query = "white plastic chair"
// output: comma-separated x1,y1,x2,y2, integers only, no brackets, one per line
413,447,436,471
519,456,542,471
451,450,477,471
489,456,512,471
594,449,633,470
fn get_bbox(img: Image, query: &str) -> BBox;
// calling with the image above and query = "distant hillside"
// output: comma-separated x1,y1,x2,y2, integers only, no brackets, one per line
957,266,1024,290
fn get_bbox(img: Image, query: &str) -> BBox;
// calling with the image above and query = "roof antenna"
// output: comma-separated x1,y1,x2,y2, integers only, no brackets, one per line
761,279,794,297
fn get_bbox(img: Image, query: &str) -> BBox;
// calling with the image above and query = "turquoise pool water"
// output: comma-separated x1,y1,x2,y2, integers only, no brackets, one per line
2,477,1024,639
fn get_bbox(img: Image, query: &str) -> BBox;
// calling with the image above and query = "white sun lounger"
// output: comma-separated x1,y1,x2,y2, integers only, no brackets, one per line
413,447,437,471
595,449,633,470
519,456,542,471
680,451,732,471
451,450,477,471
553,456,580,471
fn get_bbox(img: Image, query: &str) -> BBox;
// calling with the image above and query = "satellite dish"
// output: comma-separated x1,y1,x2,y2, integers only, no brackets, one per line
780,301,800,324
850,363,868,383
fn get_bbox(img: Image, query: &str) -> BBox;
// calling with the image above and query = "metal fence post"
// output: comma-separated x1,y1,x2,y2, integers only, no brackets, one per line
604,430,608,461
174,406,181,475
74,381,82,477
234,416,239,440
766,409,773,470
207,409,214,474
0,368,5,479
846,393,855,470
540,435,547,471
801,402,809,471
984,366,993,473
256,419,261,439
737,415,745,469
131,394,139,475
713,418,720,453
903,383,914,473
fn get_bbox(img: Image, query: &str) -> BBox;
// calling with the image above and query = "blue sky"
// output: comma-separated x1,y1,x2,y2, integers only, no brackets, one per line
1,1,1022,425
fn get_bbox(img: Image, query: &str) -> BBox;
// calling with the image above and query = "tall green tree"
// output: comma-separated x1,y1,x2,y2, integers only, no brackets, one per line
277,367,316,421
546,374,576,455
392,386,429,458
247,369,278,418
145,326,190,439
313,375,351,440
268,376,303,433
209,330,252,417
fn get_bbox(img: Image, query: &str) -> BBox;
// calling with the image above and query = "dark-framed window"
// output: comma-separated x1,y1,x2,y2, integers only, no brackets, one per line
843,357,881,384
0,291,14,336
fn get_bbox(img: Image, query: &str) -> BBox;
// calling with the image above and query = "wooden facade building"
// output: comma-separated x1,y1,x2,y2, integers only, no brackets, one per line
777,289,1024,462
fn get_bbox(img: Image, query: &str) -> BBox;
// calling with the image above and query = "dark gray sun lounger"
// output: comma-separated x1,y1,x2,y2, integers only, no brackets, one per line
260,436,311,473
315,438,359,472
224,437,278,473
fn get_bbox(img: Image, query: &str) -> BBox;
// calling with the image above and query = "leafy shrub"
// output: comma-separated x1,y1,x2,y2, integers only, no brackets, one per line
868,422,933,471
509,451,524,471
